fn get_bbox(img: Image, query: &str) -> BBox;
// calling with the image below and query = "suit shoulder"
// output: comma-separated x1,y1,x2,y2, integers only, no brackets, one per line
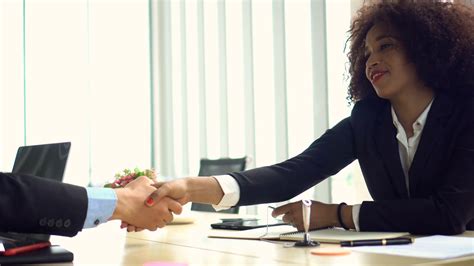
461,96,474,112
460,96,474,123
351,96,387,118
446,94,474,121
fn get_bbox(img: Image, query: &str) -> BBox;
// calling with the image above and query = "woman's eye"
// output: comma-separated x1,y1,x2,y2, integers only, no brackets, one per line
380,43,393,51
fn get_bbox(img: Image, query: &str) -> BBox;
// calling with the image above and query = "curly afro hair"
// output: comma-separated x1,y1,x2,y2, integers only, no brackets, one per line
346,0,474,102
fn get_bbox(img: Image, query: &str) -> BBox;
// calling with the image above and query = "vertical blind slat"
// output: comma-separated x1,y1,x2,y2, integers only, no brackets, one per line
218,0,229,157
197,0,208,159
158,0,175,176
272,0,289,162
180,0,190,175
242,0,256,169
310,0,330,202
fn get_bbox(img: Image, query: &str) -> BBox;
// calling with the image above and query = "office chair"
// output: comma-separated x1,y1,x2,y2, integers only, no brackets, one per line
191,157,247,214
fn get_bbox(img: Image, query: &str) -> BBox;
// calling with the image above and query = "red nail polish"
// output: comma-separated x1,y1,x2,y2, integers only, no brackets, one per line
146,197,154,206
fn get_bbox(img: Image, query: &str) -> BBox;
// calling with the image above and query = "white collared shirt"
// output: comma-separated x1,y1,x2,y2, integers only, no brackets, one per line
213,99,434,230
391,100,433,194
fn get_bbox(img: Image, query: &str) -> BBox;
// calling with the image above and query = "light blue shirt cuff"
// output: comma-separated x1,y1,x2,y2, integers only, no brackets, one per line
83,187,117,229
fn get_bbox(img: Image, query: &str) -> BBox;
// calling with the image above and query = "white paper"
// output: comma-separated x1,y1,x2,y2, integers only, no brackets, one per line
351,235,474,259
0,242,4,252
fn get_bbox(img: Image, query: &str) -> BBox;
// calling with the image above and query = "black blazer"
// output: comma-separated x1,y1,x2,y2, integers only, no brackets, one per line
0,172,87,236
230,93,474,234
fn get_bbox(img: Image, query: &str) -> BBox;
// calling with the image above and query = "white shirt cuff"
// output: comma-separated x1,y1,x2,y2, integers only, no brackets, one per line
352,204,361,231
212,175,240,211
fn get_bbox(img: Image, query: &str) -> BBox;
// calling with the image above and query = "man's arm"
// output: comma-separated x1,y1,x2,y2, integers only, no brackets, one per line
0,172,88,236
0,173,182,236
83,187,116,229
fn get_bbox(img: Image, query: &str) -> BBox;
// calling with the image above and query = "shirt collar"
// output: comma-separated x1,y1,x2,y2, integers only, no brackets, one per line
391,98,434,131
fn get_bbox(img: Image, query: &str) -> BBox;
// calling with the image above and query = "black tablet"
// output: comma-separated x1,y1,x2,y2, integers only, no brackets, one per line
211,219,287,230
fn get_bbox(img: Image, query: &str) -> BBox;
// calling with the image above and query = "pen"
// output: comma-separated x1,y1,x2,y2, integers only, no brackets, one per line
2,241,51,256
340,237,413,247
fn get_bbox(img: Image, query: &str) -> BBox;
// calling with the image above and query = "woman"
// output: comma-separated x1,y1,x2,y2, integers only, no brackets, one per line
146,0,474,234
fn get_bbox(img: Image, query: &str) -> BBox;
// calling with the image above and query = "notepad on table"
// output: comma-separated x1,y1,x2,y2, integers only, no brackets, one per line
208,225,409,243
208,225,294,240
280,227,410,243
350,235,474,259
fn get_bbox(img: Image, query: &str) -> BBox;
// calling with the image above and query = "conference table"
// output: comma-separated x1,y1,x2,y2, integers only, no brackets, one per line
46,211,474,265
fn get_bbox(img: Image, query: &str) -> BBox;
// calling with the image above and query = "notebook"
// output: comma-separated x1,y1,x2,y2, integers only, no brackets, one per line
208,225,410,243
280,227,410,243
0,142,74,264
350,235,474,259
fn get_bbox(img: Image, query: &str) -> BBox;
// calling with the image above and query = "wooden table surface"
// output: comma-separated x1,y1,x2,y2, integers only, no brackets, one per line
44,211,474,266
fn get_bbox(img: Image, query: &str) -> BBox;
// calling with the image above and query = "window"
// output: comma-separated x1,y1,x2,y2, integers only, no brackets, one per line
0,0,151,186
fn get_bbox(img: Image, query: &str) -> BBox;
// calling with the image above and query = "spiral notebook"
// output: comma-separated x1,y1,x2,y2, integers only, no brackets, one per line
280,227,410,243
208,225,409,243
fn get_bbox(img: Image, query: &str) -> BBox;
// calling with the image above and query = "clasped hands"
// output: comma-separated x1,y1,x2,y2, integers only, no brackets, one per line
110,176,184,231
115,177,351,232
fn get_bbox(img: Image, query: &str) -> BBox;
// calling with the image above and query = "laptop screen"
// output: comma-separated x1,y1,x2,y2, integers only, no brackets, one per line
12,142,71,181
2,142,71,242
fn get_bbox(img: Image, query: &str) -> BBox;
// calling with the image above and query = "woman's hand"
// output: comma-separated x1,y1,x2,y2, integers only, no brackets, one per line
271,200,341,231
111,176,182,231
123,176,225,232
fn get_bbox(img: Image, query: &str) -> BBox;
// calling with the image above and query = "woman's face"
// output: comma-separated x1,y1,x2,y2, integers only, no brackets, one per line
364,23,422,100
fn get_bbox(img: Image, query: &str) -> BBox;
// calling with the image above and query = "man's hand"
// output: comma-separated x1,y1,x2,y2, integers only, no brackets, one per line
121,176,224,232
122,178,192,232
124,177,224,232
271,201,352,231
110,176,182,231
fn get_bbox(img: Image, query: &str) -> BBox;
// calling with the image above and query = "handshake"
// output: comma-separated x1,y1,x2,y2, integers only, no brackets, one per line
108,172,220,232
109,173,341,233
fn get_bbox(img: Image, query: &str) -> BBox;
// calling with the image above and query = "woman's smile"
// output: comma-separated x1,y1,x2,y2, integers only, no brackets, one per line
371,71,388,84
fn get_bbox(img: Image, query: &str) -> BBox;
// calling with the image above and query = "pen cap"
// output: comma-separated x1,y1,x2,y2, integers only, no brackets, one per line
302,200,312,233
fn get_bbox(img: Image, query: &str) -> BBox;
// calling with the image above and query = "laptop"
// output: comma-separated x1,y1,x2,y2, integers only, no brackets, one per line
0,142,74,264
12,141,71,182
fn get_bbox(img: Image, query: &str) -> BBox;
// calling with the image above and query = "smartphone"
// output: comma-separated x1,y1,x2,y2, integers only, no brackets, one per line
211,219,286,230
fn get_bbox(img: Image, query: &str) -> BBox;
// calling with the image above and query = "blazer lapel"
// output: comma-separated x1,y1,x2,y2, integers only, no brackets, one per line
408,95,453,195
374,102,410,198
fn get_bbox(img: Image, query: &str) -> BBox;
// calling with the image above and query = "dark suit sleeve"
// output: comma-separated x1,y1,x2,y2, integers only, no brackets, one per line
360,109,474,235
230,117,356,206
0,172,88,236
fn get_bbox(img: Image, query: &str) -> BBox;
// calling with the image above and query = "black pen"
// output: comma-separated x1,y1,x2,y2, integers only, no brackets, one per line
340,237,413,247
